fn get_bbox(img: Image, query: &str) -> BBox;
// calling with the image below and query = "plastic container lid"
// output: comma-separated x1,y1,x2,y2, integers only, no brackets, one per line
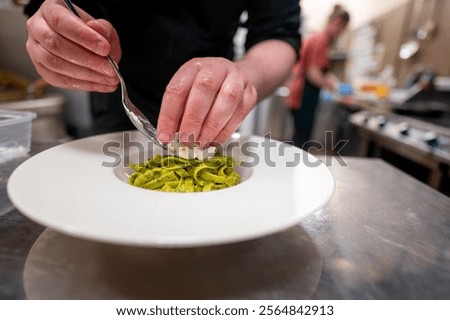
0,109,37,125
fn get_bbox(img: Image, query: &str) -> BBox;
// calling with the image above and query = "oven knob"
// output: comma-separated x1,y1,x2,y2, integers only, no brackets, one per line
423,131,439,147
376,115,387,128
398,122,410,136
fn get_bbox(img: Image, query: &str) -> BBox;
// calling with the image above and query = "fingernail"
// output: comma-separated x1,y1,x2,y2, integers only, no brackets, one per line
94,41,106,55
179,133,190,144
159,132,170,142
101,63,115,76
197,135,207,148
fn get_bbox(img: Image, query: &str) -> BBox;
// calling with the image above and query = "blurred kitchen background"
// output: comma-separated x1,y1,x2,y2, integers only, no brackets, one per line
1,0,450,195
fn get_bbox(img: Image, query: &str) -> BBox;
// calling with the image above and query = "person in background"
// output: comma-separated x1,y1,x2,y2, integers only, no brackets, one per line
23,0,300,147
284,4,350,148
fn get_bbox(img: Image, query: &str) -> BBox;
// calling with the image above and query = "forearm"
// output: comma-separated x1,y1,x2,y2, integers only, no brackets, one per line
306,67,336,92
235,39,297,101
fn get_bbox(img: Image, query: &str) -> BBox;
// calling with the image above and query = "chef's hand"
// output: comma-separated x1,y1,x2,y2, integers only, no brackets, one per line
157,57,258,147
25,0,121,92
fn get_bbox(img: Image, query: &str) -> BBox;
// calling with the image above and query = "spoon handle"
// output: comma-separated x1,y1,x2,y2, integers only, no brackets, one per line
63,0,81,18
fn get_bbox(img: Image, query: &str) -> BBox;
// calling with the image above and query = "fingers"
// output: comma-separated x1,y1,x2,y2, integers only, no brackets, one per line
157,58,258,147
213,85,257,144
178,62,227,144
35,3,110,56
87,19,121,63
26,35,116,77
157,62,200,143
33,61,118,92
197,72,245,147
26,0,121,92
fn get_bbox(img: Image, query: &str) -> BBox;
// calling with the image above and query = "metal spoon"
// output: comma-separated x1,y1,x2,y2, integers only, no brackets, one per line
63,0,166,150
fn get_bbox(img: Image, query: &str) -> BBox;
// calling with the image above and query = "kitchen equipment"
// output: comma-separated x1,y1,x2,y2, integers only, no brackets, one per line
399,0,440,60
64,0,166,150
392,101,449,117
392,76,450,119
350,109,450,190
0,110,35,216
0,93,70,144
0,68,69,144
416,0,439,41
399,0,423,60
0,110,36,164
399,39,420,60
349,79,450,193
0,70,48,102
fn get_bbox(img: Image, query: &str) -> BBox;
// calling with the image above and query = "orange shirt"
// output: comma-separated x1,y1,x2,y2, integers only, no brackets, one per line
285,32,330,109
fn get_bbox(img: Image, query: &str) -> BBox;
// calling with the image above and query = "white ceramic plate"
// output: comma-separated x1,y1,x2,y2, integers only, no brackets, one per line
8,132,335,247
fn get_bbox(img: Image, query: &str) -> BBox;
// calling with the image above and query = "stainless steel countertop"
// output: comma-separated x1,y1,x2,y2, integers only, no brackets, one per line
1,153,449,299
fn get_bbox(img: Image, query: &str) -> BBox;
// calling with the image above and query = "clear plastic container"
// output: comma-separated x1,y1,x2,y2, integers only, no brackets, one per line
0,110,36,164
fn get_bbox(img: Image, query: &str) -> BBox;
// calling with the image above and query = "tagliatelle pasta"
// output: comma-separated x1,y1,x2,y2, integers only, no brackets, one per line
128,154,240,192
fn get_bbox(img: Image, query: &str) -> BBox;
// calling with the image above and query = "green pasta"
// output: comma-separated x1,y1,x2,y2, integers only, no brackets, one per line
128,154,241,192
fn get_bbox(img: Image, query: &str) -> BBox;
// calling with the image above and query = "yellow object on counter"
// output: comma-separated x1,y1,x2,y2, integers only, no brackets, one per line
359,83,390,99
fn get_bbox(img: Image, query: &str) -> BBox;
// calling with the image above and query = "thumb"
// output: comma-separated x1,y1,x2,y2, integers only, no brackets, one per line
87,19,122,63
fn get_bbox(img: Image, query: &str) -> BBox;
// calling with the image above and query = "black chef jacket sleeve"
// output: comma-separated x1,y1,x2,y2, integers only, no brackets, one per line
24,0,104,18
244,0,301,58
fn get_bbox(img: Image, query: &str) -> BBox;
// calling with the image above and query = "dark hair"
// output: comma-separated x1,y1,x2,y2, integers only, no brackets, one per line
328,4,350,24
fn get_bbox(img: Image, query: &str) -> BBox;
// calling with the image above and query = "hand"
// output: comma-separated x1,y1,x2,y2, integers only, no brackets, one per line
25,0,121,92
157,57,258,147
